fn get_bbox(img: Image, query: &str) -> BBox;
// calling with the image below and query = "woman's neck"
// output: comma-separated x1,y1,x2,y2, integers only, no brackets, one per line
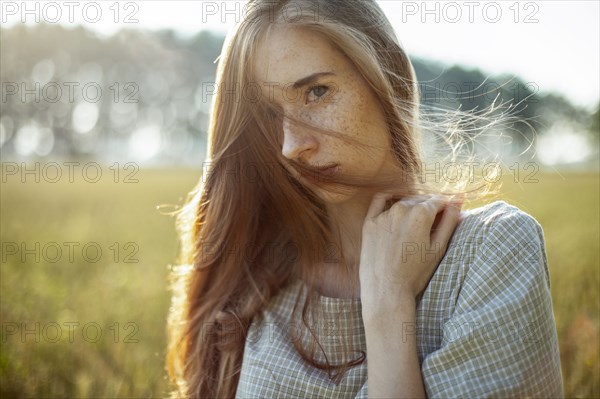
310,194,373,299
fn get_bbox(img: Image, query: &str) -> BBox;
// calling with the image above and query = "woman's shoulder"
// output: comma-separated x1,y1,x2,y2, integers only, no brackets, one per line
438,199,549,288
453,199,544,244
420,199,552,330
438,199,550,294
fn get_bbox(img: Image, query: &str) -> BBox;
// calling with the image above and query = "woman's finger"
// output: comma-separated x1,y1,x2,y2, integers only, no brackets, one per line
430,200,463,250
365,192,394,220
413,195,450,222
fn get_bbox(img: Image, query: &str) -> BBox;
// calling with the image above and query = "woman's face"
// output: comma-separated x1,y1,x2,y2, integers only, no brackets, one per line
253,25,397,203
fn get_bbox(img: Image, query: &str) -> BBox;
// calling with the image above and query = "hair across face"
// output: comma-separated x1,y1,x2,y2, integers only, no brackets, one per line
252,25,399,203
202,0,428,202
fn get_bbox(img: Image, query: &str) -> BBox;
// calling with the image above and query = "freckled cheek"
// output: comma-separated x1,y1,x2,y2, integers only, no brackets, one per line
331,113,368,141
342,96,373,136
311,104,359,137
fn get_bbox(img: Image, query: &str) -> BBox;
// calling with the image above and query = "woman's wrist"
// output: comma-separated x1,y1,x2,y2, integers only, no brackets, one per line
362,293,426,398
361,292,417,328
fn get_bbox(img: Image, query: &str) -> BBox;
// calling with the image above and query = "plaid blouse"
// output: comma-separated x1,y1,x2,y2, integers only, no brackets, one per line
235,200,565,398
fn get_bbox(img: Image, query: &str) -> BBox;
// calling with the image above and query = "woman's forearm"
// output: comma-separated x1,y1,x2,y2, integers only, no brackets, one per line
363,295,427,399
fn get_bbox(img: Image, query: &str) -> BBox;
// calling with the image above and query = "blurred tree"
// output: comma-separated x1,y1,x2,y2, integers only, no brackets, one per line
590,102,599,144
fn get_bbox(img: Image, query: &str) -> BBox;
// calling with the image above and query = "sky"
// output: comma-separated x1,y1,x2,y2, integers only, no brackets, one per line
2,0,599,111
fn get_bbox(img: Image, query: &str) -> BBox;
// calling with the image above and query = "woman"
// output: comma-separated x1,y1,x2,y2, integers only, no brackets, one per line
167,0,564,398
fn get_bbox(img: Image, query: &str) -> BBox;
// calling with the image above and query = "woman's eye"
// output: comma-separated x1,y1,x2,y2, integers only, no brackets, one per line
305,85,329,104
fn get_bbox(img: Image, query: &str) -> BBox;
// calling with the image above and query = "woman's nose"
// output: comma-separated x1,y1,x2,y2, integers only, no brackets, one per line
281,116,318,160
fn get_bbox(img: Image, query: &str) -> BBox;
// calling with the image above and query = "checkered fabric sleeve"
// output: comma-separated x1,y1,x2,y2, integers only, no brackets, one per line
415,201,564,398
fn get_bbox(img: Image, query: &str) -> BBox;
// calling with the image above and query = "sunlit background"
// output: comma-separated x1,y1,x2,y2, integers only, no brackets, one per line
1,1,598,398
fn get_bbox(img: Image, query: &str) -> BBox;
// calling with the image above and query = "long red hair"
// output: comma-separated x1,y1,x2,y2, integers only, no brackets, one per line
165,0,501,397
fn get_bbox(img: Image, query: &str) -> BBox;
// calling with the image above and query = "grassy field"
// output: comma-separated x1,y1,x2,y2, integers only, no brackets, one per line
1,168,598,398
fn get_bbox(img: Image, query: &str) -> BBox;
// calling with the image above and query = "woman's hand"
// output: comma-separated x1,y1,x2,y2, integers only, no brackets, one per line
359,193,464,316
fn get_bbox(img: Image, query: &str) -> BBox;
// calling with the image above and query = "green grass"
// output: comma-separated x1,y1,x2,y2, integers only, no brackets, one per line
1,168,598,398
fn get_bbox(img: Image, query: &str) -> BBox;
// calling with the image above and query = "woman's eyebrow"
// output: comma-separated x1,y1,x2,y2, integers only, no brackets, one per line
292,72,335,89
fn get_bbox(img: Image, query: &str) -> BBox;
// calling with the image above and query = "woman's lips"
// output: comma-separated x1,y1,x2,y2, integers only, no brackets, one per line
316,164,339,175
301,164,339,182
